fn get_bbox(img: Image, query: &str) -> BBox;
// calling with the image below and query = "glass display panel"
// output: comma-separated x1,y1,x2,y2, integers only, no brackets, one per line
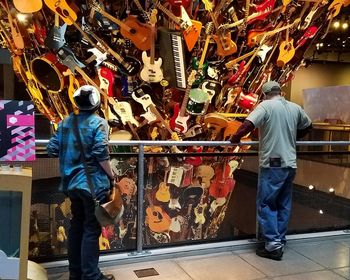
0,191,22,258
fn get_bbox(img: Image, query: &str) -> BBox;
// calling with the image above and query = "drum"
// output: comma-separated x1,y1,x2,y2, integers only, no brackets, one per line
31,53,67,92
186,88,209,116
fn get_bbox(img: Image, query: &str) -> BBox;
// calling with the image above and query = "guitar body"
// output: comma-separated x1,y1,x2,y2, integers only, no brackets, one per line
45,23,67,50
109,99,139,127
155,182,171,202
247,25,273,48
140,51,164,83
168,0,191,9
169,103,190,133
98,67,115,97
146,205,171,233
194,203,207,225
196,165,215,188
120,16,152,51
43,0,77,25
184,146,203,166
223,120,242,141
192,57,208,86
14,0,42,13
228,61,247,85
209,166,236,199
183,20,202,52
212,34,237,57
277,38,295,67
169,216,184,233
117,56,141,76
248,0,276,25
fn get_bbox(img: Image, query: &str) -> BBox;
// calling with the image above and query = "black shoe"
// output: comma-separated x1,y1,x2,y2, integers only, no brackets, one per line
100,274,115,280
256,247,283,261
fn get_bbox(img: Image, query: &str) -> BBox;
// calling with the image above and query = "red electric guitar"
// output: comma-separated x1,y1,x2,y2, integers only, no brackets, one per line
169,70,197,133
209,158,236,199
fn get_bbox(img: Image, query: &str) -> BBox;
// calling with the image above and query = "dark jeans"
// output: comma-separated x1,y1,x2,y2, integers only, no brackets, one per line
67,189,106,280
257,167,296,251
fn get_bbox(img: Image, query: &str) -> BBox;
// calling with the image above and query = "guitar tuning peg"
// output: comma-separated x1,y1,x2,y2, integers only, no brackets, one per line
205,22,214,35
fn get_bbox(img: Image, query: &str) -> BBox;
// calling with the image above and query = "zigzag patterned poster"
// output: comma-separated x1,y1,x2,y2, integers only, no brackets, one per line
0,100,35,161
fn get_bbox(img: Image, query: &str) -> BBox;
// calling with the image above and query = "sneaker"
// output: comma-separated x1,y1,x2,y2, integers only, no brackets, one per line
256,247,283,261
100,274,115,280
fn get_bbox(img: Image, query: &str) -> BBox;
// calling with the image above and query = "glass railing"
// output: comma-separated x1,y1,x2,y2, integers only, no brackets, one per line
11,140,350,262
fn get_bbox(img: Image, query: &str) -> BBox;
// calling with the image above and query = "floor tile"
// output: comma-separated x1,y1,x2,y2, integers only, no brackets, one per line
271,270,347,280
334,267,350,279
177,253,265,280
335,237,350,248
239,249,323,277
106,260,192,280
290,240,350,268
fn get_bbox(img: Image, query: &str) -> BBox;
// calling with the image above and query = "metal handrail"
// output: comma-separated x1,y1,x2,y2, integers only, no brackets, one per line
35,139,350,255
35,140,350,146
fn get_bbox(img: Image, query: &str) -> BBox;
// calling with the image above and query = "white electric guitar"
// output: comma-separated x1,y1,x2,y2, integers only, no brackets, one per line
140,9,163,83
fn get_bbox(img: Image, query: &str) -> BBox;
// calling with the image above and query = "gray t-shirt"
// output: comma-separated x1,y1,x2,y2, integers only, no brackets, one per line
247,96,311,168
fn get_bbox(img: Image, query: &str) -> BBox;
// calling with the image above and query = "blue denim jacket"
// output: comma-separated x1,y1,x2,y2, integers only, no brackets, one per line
47,112,110,195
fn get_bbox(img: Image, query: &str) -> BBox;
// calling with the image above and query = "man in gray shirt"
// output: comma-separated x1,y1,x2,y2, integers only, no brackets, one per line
231,81,312,261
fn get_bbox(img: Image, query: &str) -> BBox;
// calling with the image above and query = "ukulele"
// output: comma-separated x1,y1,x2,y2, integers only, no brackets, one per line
202,0,237,57
169,70,197,133
140,9,164,83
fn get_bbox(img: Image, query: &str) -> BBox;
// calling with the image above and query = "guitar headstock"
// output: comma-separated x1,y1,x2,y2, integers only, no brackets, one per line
150,9,158,26
187,70,197,86
202,0,213,11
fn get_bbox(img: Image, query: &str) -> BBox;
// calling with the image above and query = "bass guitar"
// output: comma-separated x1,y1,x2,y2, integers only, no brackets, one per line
140,9,164,83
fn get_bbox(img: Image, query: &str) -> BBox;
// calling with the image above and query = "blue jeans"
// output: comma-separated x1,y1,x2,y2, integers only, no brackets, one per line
257,168,296,251
67,189,107,280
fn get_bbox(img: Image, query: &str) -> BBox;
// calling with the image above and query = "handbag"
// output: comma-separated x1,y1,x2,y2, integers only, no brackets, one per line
73,115,124,226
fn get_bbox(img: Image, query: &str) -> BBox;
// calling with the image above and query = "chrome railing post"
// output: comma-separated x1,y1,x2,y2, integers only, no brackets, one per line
136,143,145,254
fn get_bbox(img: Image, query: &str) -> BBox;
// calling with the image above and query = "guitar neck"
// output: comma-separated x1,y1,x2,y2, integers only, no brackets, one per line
92,7,132,33
155,2,181,26
198,35,211,69
225,49,256,69
179,83,192,117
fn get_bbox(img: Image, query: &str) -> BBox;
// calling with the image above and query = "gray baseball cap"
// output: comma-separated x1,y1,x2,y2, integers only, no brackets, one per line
261,81,281,94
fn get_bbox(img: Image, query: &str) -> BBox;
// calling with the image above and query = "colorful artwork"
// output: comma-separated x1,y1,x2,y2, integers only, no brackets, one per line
0,100,35,161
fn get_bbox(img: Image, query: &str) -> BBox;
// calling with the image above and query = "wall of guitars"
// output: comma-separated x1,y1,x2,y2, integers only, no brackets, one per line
1,0,347,260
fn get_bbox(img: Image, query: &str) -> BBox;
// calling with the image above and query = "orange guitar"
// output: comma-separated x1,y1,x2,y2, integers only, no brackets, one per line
276,22,296,67
13,0,42,13
155,170,171,203
43,0,77,25
155,1,201,51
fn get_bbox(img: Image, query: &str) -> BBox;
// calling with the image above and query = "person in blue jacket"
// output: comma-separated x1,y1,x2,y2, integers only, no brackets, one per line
47,85,115,280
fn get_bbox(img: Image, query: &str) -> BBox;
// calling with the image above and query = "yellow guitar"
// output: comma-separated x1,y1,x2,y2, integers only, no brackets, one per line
202,0,237,57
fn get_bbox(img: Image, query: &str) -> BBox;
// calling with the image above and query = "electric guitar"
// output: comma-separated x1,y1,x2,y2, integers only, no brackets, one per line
44,14,67,50
140,9,164,83
155,1,201,51
169,70,197,133
202,0,237,57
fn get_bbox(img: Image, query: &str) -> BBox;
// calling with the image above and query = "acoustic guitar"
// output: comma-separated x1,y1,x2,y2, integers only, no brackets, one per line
43,0,77,25
13,0,42,13
90,0,152,51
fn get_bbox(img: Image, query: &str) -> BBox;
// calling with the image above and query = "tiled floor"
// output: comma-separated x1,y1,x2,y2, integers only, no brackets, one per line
48,235,350,280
